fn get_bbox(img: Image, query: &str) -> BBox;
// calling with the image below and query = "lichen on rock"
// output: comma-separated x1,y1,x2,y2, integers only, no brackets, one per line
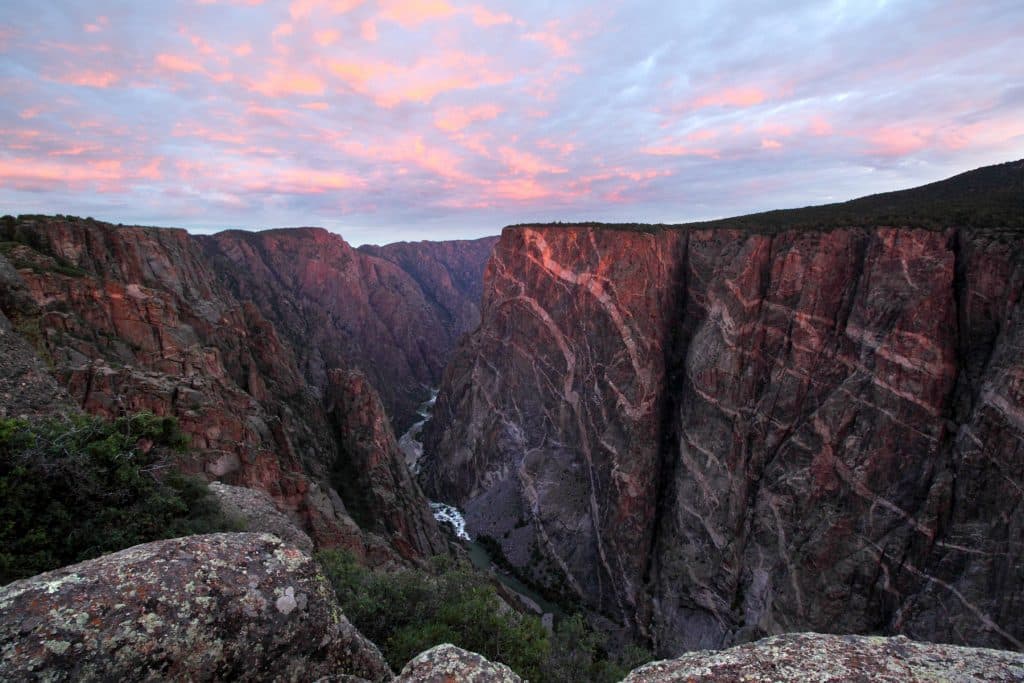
622,632,1024,682
394,644,523,682
0,533,392,682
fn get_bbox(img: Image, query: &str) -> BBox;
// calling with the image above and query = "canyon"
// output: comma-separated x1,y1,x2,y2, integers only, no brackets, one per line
0,159,1021,680
422,159,1024,653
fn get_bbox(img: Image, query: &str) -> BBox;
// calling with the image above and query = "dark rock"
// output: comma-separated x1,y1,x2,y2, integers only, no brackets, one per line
200,229,496,433
622,632,1024,682
0,533,392,682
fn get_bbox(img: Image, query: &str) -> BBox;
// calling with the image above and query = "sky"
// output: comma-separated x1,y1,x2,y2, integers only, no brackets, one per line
0,1,1021,246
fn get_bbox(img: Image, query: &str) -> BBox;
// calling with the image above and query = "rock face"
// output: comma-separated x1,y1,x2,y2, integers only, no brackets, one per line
422,161,1024,652
0,533,393,682
0,254,73,418
0,217,444,565
208,482,315,555
395,644,522,682
200,229,496,431
622,632,1024,682
359,236,497,353
325,369,447,559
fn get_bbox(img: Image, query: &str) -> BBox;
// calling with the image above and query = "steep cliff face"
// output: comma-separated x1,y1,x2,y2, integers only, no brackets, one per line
422,160,1024,652
200,230,496,431
0,217,443,564
359,236,497,347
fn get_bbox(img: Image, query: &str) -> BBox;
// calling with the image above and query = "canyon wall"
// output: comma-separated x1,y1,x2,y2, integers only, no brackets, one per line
201,230,496,431
0,217,446,564
422,161,1024,652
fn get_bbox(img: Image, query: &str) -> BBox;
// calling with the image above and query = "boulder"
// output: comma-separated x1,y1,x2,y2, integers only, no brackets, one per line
0,533,392,682
622,632,1024,682
394,644,522,682
209,482,315,555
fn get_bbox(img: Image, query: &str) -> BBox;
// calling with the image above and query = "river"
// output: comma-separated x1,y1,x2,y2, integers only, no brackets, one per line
398,388,561,618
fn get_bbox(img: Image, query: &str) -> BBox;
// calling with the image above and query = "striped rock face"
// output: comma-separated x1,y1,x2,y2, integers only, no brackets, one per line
422,222,1024,654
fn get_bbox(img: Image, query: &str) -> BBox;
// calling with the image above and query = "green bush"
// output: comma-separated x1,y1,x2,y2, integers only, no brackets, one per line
0,412,239,584
317,550,652,681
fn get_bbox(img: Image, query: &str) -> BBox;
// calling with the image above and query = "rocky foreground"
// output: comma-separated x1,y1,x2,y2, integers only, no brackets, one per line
2,533,1021,682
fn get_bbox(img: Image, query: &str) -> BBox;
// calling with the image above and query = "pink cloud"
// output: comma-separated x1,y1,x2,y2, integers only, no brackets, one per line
234,42,253,57
866,125,933,156
498,146,566,175
692,86,766,109
137,157,163,180
360,20,378,41
434,104,502,132
301,102,330,110
469,6,518,27
489,177,555,201
314,29,340,46
524,25,571,57
379,0,456,26
84,16,109,33
761,138,783,150
156,53,205,74
173,123,247,145
329,51,509,106
537,139,575,156
642,142,719,158
249,70,326,96
0,156,130,192
809,116,833,136
57,70,120,88
289,0,363,20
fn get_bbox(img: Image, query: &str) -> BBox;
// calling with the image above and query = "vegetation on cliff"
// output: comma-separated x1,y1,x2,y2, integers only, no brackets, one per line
0,412,239,584
318,549,650,682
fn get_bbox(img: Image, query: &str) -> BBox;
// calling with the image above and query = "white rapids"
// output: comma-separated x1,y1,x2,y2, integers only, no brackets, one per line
429,502,471,541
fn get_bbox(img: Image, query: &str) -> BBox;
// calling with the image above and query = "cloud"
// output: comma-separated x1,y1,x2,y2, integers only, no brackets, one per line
434,104,502,132
0,0,1021,241
55,70,120,87
378,0,456,26
156,53,205,74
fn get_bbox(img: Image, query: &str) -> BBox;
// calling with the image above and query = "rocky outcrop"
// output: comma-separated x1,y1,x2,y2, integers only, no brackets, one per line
0,254,72,418
422,161,1024,652
0,217,444,565
0,533,393,682
208,482,315,555
622,632,1024,682
394,644,522,682
200,230,496,431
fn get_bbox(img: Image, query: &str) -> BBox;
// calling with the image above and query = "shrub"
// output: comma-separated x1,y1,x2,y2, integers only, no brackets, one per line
317,550,653,681
0,412,240,584
319,550,550,679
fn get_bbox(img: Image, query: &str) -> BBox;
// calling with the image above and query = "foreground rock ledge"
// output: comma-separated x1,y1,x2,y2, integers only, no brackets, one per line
623,632,1024,682
0,533,392,682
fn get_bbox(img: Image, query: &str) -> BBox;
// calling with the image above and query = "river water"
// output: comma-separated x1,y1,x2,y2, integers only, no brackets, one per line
399,388,560,617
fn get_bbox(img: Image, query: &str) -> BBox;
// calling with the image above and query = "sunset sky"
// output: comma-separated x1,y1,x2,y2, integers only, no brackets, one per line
1,0,1021,245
